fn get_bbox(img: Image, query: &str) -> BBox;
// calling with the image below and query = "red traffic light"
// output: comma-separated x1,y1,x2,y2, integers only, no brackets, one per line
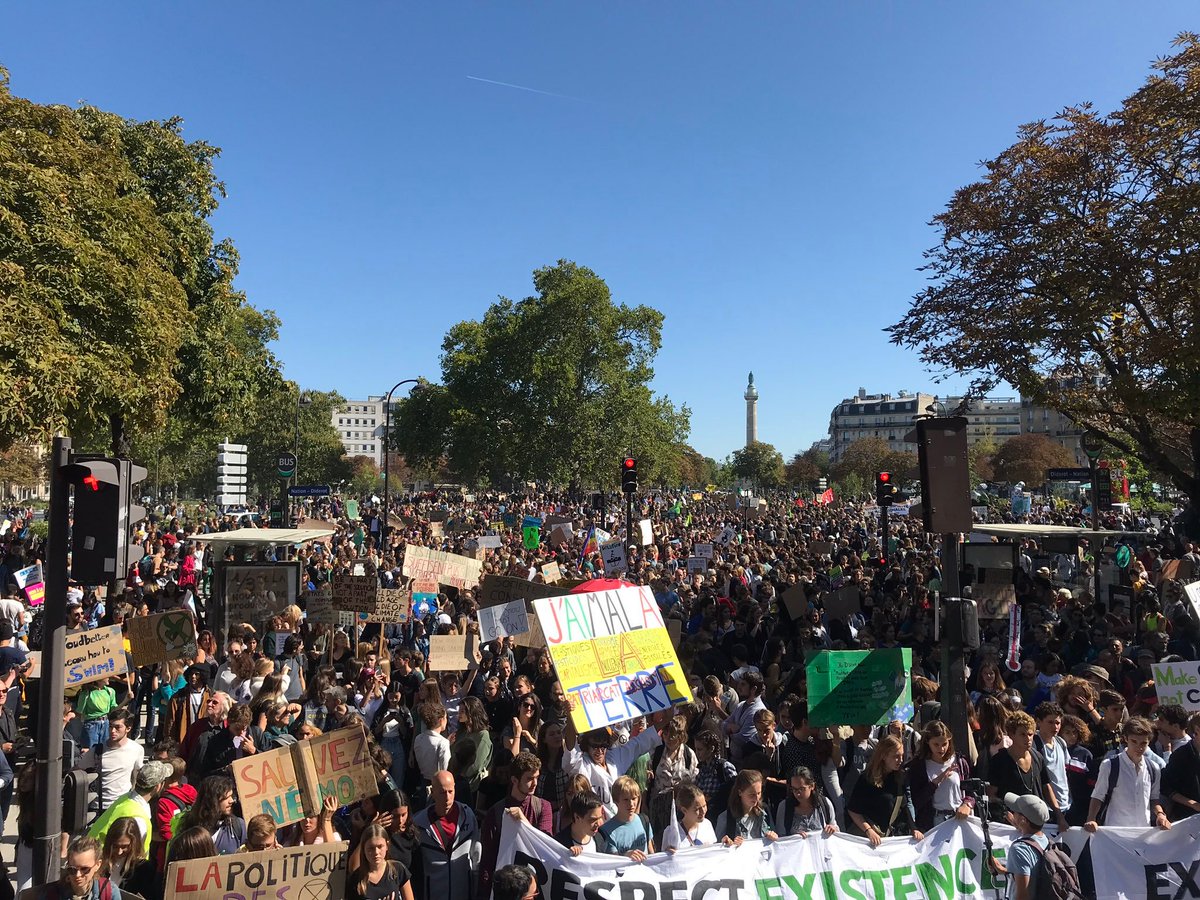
623,458,636,469
878,472,891,483
81,474,101,491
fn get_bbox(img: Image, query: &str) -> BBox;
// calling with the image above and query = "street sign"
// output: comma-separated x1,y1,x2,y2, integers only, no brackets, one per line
1081,430,1104,461
269,500,283,527
277,451,297,479
218,441,248,504
288,484,331,497
1047,467,1092,481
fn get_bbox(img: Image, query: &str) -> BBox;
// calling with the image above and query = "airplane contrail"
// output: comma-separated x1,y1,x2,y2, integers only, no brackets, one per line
465,75,582,101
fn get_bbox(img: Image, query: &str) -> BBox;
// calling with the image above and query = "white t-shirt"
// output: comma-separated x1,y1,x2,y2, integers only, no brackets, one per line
927,758,964,812
661,817,717,851
0,598,25,630
99,740,145,808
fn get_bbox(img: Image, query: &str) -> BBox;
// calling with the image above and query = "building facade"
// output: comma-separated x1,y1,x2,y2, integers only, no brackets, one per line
827,389,936,461
332,397,391,467
942,396,1022,446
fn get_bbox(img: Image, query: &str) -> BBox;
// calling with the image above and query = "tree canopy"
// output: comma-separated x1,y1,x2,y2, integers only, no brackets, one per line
0,67,285,483
830,437,918,486
730,441,785,489
390,261,690,489
989,434,1076,486
887,35,1200,513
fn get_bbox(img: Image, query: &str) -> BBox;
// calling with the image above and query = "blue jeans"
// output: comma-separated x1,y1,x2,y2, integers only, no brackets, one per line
83,717,109,748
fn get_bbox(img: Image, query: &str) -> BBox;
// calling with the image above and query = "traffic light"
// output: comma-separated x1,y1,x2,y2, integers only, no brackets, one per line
875,472,897,505
65,458,121,584
621,457,638,494
915,416,973,534
66,457,147,586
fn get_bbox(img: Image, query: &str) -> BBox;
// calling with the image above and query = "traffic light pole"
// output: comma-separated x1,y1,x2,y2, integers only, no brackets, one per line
625,491,633,562
1090,458,1102,604
34,436,71,885
880,504,890,566
939,533,970,758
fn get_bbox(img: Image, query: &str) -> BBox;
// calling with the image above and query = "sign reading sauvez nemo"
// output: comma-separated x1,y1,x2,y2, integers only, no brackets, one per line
533,586,692,730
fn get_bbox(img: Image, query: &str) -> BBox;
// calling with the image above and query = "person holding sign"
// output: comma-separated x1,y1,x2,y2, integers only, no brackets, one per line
564,708,667,816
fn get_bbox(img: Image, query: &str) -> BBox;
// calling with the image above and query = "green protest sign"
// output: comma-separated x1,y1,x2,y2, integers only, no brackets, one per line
806,648,913,727
523,525,540,550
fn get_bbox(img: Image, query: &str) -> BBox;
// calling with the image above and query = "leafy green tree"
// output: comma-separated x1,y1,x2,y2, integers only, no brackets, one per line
968,438,999,487
389,261,690,488
887,35,1200,520
990,434,1076,486
676,445,719,487
347,455,381,497
730,441,785,489
833,471,867,500
785,448,828,487
0,68,281,462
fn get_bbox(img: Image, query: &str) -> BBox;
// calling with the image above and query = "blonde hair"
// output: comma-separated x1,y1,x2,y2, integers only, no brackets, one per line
866,735,905,788
611,775,641,801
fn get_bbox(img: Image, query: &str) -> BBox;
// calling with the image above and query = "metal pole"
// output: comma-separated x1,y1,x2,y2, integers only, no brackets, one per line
381,380,420,544
881,505,890,565
34,436,71,884
1090,459,1101,604
939,532,969,755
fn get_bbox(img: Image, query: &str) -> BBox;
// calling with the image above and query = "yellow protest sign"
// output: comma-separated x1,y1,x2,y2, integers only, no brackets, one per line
533,586,692,731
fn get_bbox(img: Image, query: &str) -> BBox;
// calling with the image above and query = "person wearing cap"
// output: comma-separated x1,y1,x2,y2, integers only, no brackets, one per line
88,759,172,854
987,793,1050,900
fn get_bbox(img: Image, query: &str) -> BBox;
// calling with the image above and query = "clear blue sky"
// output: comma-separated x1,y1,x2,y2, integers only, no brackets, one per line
3,4,1194,461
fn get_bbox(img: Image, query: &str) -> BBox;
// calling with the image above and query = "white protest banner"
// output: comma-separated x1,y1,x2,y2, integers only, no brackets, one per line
1153,660,1200,711
599,539,626,576
694,542,714,560
498,815,1186,900
402,544,483,589
478,535,503,549
478,599,530,642
165,841,348,900
638,519,654,546
533,585,692,731
65,625,128,688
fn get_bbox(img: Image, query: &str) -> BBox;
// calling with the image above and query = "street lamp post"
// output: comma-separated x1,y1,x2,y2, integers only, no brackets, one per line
382,379,421,539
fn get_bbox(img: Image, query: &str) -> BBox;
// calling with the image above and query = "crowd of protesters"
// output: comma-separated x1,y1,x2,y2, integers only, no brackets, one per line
0,486,1198,900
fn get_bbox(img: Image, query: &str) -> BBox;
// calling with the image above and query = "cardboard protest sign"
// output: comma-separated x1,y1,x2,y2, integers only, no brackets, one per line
232,726,377,827
686,557,707,575
166,841,348,900
807,648,913,728
512,614,546,648
781,584,808,621
694,543,714,560
541,561,562,583
638,519,654,546
478,535,503,549
549,523,574,545
361,588,410,624
402,545,482,589
533,585,693,731
1185,580,1200,622
304,585,336,624
429,521,445,538
127,611,196,666
717,526,736,545
478,599,530,642
65,625,128,688
666,618,682,645
478,575,558,608
809,540,835,558
599,539,627,576
428,633,481,671
823,585,861,622
331,574,378,612
972,581,1016,619
1153,661,1200,711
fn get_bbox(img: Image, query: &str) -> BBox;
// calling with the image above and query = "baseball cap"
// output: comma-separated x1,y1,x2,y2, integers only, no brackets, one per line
136,760,173,792
1003,792,1048,828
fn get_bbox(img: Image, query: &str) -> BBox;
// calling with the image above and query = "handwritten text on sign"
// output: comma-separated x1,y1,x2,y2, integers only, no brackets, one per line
166,841,348,900
64,625,128,687
1153,661,1200,711
533,586,692,730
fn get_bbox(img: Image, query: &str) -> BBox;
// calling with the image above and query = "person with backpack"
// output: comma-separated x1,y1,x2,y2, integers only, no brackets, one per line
47,835,123,900
988,792,1084,900
1083,716,1172,830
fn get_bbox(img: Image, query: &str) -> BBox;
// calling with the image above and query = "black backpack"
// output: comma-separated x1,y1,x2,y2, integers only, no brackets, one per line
1019,838,1085,900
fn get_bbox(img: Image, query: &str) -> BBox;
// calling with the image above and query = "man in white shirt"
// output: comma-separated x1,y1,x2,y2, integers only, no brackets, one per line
97,708,144,809
1085,716,1171,831
723,671,767,763
0,597,25,634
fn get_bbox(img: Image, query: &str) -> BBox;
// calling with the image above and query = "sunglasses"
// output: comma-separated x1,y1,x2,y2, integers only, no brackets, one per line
63,865,94,877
